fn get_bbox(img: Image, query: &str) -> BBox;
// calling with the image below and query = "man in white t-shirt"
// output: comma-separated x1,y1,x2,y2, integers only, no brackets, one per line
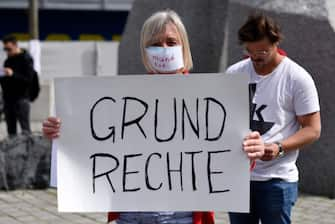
226,13,321,224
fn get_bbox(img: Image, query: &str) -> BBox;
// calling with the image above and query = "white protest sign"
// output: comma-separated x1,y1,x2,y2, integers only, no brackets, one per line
55,73,250,212
50,143,58,188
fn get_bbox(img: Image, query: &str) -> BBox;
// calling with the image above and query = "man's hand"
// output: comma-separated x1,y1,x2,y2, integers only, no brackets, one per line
243,131,265,160
4,68,13,77
260,143,280,161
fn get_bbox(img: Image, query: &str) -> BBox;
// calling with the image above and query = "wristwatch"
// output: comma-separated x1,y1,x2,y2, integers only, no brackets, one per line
274,141,285,158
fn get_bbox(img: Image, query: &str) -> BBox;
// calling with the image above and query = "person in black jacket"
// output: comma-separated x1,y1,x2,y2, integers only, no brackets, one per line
1,35,34,137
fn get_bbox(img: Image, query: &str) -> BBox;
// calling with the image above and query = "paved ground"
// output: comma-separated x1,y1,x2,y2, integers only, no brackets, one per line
0,189,334,224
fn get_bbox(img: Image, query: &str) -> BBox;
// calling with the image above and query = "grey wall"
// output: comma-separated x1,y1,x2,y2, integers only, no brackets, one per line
40,42,119,78
0,41,119,79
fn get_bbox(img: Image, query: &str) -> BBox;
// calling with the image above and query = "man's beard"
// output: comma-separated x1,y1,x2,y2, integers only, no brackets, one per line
252,58,266,68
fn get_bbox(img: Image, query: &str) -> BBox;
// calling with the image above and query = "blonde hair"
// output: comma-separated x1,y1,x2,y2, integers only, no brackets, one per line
140,10,193,73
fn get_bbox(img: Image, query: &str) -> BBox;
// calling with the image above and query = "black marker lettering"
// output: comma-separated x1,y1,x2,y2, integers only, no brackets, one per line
185,151,203,191
167,152,183,191
145,153,163,191
207,150,231,194
154,98,177,142
123,153,142,192
182,98,200,139
90,153,119,193
121,97,148,140
90,97,116,142
204,97,226,141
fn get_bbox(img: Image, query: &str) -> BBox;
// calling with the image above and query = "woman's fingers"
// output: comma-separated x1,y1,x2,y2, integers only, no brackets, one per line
42,126,60,139
50,132,60,139
43,121,59,129
43,117,61,128
42,117,61,139
42,126,59,134
47,116,60,122
43,130,60,139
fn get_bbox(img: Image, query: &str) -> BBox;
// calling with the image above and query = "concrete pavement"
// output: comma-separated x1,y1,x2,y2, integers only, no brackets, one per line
0,189,334,224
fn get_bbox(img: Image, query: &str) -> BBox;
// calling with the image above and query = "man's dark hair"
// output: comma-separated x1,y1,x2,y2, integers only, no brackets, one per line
2,34,18,44
238,13,283,44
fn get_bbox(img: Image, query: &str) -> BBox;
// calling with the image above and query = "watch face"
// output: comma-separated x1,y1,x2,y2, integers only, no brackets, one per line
275,142,284,157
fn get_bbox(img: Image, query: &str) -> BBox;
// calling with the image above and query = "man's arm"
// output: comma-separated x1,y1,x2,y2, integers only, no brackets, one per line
5,54,35,83
282,111,321,151
261,111,321,161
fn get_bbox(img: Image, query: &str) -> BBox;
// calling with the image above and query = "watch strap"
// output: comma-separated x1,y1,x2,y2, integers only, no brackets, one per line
274,141,284,158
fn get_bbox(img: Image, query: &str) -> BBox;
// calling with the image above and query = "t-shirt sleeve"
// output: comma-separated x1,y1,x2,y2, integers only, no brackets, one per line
225,59,250,75
293,71,320,116
225,64,238,74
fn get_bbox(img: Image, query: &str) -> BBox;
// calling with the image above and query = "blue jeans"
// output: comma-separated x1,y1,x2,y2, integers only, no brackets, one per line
229,179,298,224
116,212,193,224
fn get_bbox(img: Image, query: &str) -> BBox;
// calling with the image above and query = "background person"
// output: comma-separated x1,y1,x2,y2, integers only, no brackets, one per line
0,35,34,137
226,13,321,224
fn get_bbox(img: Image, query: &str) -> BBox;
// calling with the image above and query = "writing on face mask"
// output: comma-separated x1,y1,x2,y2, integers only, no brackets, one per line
151,55,175,69
145,46,184,73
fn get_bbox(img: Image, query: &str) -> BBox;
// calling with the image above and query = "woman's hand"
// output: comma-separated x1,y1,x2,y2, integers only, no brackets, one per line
243,131,265,160
42,117,61,139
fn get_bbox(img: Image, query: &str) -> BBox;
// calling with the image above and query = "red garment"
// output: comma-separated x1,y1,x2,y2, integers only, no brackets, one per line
277,48,287,56
193,212,215,224
107,211,215,224
107,212,119,222
250,160,256,171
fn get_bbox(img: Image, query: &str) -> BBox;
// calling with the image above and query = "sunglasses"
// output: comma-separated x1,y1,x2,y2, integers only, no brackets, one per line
243,49,271,57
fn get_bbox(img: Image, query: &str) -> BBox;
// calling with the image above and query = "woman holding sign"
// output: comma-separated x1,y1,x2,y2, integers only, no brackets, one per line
43,10,265,224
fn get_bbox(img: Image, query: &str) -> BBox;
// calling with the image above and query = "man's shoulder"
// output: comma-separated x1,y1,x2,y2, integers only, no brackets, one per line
21,49,33,59
226,58,251,74
17,49,34,65
282,57,312,80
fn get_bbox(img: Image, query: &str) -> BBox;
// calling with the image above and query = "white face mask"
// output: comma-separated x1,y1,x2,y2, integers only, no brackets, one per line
145,45,184,73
